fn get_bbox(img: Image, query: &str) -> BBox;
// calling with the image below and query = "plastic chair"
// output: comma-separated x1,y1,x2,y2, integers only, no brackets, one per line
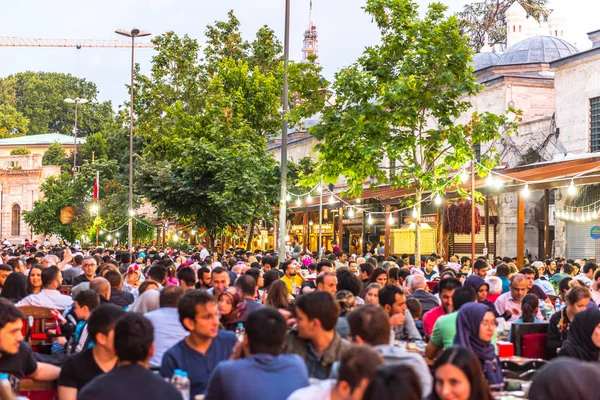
521,334,548,360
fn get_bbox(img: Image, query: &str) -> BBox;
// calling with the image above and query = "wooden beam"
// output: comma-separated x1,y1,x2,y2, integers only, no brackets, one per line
338,207,344,251
544,189,550,259
517,191,525,268
485,195,490,257
385,205,391,257
303,210,308,252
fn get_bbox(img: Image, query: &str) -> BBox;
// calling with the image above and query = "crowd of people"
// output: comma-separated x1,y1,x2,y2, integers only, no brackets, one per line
0,240,599,400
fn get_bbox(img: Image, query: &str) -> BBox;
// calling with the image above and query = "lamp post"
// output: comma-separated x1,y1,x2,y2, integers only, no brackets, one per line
278,0,291,262
90,204,100,247
64,97,88,171
115,27,151,250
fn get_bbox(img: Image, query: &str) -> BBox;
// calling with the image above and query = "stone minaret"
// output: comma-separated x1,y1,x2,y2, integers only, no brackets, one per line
302,0,319,63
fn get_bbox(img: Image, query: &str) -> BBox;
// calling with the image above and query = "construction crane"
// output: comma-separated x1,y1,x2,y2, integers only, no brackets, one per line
0,36,154,49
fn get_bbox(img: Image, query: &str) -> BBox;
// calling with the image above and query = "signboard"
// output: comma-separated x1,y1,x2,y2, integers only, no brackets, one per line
591,226,600,240
403,214,439,224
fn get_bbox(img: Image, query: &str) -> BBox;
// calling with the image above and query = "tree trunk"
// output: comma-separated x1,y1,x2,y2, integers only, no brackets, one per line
246,218,256,252
414,188,422,269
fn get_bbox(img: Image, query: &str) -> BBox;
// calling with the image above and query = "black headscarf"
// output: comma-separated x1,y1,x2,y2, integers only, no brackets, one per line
530,358,600,400
559,307,600,361
0,272,28,303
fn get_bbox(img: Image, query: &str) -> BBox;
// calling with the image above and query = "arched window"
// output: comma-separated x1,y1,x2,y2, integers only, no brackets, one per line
555,30,558,36
11,204,20,236
513,26,516,32
519,25,522,33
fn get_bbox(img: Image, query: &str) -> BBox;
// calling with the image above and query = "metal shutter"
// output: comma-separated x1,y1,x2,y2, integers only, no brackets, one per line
565,221,600,259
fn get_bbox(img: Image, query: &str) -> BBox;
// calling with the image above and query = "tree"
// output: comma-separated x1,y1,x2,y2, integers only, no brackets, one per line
0,72,115,135
81,132,108,161
0,104,29,138
135,13,327,248
458,0,552,50
42,142,71,171
10,147,31,155
309,0,518,264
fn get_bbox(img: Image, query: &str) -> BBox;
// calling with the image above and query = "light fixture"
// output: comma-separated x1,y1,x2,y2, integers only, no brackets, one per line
412,207,418,219
460,170,469,183
317,185,322,193
388,214,394,225
329,195,335,204
115,232,120,237
90,204,99,214
522,183,530,198
486,175,495,187
356,199,361,204
568,179,576,196
285,235,290,242
348,207,355,218
99,230,104,235
309,220,314,226
587,212,592,221
296,198,302,207
307,194,313,203
191,229,196,235
434,193,442,206
571,212,575,220
173,234,179,242
367,214,373,225
107,234,112,240
286,194,291,201
129,209,135,217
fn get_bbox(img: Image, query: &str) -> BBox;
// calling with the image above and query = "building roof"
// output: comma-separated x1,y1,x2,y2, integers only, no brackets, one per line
472,52,501,71
0,133,85,147
497,36,578,66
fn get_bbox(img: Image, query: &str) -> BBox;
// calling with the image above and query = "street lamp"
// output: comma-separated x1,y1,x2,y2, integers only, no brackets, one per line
278,0,291,261
64,97,88,171
115,27,151,250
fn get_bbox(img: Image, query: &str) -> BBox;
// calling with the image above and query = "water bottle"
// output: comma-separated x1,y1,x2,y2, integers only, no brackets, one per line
555,298,561,313
171,369,181,387
292,280,297,295
538,301,546,321
389,326,395,347
177,371,190,400
0,373,10,399
235,323,245,342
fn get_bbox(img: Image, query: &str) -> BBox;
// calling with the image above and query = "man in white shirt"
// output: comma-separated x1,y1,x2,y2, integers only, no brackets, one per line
199,242,210,262
145,286,188,368
16,266,73,310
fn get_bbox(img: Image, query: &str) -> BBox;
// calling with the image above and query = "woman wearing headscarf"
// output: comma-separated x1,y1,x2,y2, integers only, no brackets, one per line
558,307,600,361
454,303,504,391
122,264,144,293
529,358,600,400
464,275,499,318
217,287,247,331
0,273,28,303
127,289,160,314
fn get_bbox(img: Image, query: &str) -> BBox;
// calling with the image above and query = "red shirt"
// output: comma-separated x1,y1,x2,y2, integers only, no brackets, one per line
423,305,446,338
487,293,501,303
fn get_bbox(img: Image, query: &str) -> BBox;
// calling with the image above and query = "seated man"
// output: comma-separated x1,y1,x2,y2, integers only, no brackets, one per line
287,345,383,400
379,285,422,341
0,298,60,394
160,290,236,398
425,286,477,358
78,313,182,399
283,291,351,379
234,275,264,317
145,286,188,368
495,274,539,322
105,271,134,308
345,305,432,398
16,266,73,310
406,274,440,317
71,290,101,353
58,304,125,400
205,308,309,400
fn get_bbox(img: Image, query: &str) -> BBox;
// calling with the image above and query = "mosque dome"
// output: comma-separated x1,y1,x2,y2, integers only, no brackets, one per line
497,36,578,65
472,52,501,71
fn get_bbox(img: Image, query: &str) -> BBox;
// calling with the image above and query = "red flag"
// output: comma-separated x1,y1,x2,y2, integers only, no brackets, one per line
93,171,99,201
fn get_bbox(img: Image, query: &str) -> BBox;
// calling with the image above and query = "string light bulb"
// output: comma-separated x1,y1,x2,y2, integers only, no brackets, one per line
568,179,576,196
348,207,355,218
460,170,469,183
307,194,312,203
329,195,335,204
434,193,442,206
317,185,322,193
412,207,419,219
367,214,373,225
356,199,361,204
296,197,302,207
486,175,495,187
388,214,394,225
522,183,530,198
286,194,291,202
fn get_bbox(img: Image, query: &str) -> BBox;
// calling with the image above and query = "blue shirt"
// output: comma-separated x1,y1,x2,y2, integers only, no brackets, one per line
160,331,237,397
500,276,510,293
204,354,309,400
145,307,189,368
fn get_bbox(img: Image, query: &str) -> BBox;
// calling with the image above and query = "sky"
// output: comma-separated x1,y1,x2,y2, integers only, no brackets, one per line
0,0,598,111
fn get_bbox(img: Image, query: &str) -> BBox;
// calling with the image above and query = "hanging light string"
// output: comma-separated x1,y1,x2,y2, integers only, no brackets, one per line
285,183,323,202
101,220,129,234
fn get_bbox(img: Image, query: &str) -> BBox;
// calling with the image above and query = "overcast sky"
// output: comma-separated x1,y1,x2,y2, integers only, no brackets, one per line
0,0,598,111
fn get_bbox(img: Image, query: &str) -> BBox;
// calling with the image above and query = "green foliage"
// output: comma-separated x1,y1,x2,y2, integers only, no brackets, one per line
41,142,71,171
0,104,29,138
0,72,115,135
309,0,519,262
81,132,108,161
24,159,149,244
458,0,552,49
10,147,31,155
135,12,327,245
